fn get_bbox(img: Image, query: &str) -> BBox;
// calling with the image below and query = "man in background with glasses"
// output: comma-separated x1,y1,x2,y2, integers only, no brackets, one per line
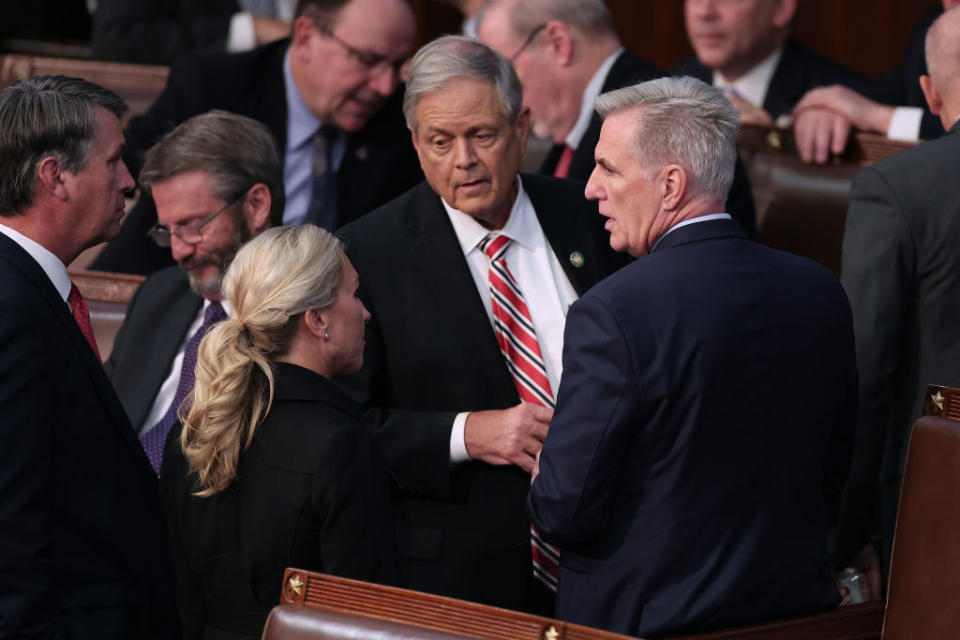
477,0,757,237
92,0,422,276
105,110,281,474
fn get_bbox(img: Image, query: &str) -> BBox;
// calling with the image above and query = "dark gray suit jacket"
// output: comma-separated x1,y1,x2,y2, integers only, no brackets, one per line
337,174,627,612
839,120,960,570
106,266,202,431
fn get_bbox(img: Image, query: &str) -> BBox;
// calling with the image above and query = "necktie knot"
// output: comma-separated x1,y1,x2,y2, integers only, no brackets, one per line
479,232,511,262
204,301,227,327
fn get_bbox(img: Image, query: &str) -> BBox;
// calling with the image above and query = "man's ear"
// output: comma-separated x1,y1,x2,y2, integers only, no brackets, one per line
920,74,943,116
543,20,575,66
515,106,531,150
660,165,687,211
36,155,68,200
290,16,316,57
243,183,272,235
772,0,797,29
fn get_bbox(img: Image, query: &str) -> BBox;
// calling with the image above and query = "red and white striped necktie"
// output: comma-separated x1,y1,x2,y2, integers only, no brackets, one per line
479,232,561,593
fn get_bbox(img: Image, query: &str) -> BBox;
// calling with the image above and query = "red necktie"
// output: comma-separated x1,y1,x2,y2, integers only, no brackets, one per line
553,145,575,179
68,283,101,363
479,233,560,593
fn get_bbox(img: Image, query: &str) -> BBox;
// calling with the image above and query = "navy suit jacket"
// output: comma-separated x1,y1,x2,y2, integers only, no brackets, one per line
529,219,856,637
0,233,177,639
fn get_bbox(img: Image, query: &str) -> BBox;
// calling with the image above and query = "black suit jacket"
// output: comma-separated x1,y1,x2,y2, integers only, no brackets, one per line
675,39,867,119
0,233,177,639
542,49,757,238
92,39,423,275
105,266,202,431
862,5,943,141
531,220,856,636
160,362,397,639
93,0,239,65
337,174,626,611
838,121,960,571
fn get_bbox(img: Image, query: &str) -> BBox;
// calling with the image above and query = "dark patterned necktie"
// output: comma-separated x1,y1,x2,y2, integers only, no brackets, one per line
303,124,340,229
140,302,227,476
479,232,561,593
68,283,101,363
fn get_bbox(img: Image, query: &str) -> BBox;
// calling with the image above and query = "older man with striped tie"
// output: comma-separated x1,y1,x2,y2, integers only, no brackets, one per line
338,35,626,615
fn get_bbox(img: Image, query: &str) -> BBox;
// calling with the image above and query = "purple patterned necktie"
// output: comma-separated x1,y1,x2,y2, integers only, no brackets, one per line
140,302,227,476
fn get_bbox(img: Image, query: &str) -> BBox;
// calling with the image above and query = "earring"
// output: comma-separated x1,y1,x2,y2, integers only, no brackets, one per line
323,329,330,340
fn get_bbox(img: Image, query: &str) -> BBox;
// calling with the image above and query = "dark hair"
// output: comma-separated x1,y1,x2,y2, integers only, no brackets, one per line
140,110,285,223
0,75,128,216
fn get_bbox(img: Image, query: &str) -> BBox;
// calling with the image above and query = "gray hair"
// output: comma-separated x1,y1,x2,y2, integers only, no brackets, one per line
403,35,523,132
0,75,128,216
595,76,739,202
925,6,960,98
139,110,285,223
487,0,613,39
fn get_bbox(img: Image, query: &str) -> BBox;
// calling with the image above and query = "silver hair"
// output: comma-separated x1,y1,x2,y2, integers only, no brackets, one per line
0,75,128,216
140,110,285,223
595,76,739,202
403,35,523,132
490,0,613,39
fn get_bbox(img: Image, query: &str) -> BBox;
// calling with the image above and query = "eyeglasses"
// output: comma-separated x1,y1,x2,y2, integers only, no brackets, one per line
146,191,246,248
509,24,546,63
315,22,407,76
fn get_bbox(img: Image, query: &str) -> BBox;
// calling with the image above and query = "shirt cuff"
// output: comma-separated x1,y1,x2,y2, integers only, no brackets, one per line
449,412,471,463
886,106,923,142
227,12,257,53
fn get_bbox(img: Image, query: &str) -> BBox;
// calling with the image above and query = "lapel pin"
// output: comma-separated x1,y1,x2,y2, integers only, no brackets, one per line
569,251,585,268
355,146,369,161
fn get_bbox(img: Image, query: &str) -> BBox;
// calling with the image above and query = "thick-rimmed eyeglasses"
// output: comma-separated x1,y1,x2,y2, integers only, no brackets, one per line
509,24,546,63
146,191,246,248
315,22,406,76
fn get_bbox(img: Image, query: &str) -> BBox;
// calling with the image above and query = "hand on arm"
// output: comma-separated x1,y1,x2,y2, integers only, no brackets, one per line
463,403,553,473
793,85,895,163
724,91,774,127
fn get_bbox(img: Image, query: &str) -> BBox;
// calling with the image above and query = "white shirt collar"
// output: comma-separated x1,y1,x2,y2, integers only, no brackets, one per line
284,47,322,151
204,297,232,317
651,213,732,252
0,223,71,301
442,177,538,254
713,46,783,110
566,48,624,150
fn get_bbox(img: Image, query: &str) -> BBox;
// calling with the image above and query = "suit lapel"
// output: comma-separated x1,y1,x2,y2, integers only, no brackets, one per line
0,235,150,464
405,184,517,399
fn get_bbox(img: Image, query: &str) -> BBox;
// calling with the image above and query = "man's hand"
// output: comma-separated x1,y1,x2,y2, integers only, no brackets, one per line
252,15,291,46
464,403,553,473
793,85,896,164
531,448,542,483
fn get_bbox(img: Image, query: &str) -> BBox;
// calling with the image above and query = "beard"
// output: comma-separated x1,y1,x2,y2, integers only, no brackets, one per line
181,224,250,300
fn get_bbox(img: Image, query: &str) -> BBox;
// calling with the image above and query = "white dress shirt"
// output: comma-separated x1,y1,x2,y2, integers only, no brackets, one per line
713,47,783,110
566,48,624,151
139,298,232,437
441,178,578,462
281,49,346,225
0,223,71,302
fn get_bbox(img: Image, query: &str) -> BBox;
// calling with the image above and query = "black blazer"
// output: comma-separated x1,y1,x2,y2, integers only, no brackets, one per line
675,39,868,119
106,266,203,431
862,5,944,140
541,49,757,238
531,220,857,636
336,174,627,611
160,362,398,639
92,39,423,275
838,120,960,571
0,233,177,639
93,0,239,65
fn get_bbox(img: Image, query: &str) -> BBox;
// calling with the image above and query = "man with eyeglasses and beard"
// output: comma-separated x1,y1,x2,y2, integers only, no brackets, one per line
105,110,281,475
92,0,423,276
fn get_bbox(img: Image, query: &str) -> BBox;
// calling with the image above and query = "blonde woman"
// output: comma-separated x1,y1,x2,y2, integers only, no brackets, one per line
160,225,396,639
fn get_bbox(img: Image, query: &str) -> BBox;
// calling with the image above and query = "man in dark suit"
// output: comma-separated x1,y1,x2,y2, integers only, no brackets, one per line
792,2,953,164
676,0,865,123
477,0,756,237
0,76,177,639
92,0,423,275
529,76,857,637
106,110,279,474
338,36,626,614
837,5,960,587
